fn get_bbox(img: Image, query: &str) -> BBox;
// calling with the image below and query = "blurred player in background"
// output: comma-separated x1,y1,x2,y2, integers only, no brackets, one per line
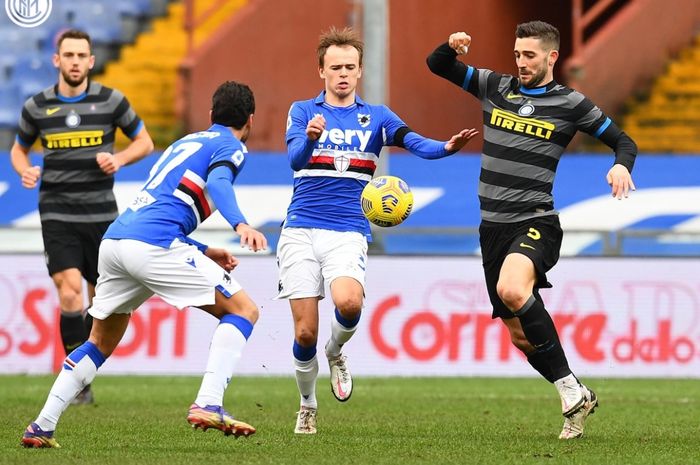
10,29,154,405
21,81,267,448
279,26,478,435
427,20,637,439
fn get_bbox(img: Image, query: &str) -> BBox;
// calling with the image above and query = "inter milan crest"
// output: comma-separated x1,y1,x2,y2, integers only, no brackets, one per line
518,103,535,116
334,154,350,173
5,0,52,28
357,113,370,128
65,110,81,128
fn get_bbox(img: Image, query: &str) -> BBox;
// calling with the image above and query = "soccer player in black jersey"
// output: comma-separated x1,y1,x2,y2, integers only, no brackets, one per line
10,29,154,405
427,21,637,439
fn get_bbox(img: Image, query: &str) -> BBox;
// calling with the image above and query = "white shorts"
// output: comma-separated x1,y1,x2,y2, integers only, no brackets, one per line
276,228,368,300
89,238,242,320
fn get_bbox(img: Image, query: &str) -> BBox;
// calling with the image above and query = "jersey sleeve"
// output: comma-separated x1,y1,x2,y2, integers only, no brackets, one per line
380,105,409,147
208,139,246,180
286,102,317,170
110,88,144,139
16,98,38,147
571,93,637,172
570,95,610,137
426,42,495,100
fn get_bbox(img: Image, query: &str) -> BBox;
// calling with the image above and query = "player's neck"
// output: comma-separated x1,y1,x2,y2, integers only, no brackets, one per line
57,79,88,98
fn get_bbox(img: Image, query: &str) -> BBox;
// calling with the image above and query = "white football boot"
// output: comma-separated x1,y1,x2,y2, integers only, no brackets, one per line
294,406,317,434
558,383,599,439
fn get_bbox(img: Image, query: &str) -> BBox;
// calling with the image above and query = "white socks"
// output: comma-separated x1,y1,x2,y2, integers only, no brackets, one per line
325,316,358,358
194,320,249,408
35,342,104,431
294,356,319,409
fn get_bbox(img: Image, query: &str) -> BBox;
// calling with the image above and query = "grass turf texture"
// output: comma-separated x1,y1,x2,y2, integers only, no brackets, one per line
1,376,697,465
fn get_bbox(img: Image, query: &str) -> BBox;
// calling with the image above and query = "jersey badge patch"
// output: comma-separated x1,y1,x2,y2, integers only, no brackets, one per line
357,113,370,128
334,154,350,173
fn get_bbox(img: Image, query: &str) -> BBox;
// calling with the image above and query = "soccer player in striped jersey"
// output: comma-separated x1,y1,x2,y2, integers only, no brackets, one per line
427,21,637,439
278,27,479,435
10,29,154,404
21,81,266,448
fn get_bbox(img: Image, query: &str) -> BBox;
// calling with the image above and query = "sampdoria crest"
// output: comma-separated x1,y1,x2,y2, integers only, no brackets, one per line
357,113,370,128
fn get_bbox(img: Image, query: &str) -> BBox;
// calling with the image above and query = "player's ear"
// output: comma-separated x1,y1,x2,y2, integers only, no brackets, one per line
52,53,59,69
88,54,95,70
209,109,213,124
548,49,559,67
318,66,325,80
357,65,362,79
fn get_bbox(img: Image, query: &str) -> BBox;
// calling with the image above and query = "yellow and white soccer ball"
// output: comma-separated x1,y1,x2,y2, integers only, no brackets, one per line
361,175,414,227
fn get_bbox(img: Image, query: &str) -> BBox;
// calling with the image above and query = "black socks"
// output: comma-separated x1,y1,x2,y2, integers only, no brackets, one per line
514,296,572,381
59,311,88,356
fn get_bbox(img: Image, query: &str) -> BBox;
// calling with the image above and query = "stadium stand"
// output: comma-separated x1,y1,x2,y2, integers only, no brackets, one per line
0,0,172,149
623,33,700,153
96,0,248,149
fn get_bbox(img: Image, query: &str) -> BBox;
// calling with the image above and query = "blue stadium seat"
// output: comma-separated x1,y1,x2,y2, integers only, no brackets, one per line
11,54,56,103
54,2,123,44
0,82,22,128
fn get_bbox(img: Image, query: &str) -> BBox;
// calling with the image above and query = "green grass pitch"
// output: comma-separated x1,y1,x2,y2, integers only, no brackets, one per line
1,376,698,465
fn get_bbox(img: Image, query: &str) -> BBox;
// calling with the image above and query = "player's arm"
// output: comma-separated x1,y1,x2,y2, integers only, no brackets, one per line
11,140,40,189
578,102,637,199
206,165,267,252
287,104,323,171
394,127,479,159
11,104,40,189
98,91,155,175
598,123,637,199
384,106,478,158
97,122,154,175
426,32,472,88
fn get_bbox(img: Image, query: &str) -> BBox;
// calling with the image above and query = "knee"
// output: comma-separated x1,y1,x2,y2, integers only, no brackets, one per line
496,281,529,311
295,323,318,347
335,296,363,317
239,306,259,325
57,284,82,308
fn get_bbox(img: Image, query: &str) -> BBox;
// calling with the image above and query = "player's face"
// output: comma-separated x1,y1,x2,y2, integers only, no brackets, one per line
53,38,94,88
319,45,362,103
514,37,557,88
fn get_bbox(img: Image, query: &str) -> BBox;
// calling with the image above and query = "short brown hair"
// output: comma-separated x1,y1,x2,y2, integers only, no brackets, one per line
317,27,364,67
56,29,92,52
515,21,560,51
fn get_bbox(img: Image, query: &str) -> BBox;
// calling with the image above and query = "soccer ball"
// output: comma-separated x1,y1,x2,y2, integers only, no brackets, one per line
361,175,414,227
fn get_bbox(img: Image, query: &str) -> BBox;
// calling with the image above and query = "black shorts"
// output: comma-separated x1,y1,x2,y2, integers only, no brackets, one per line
479,215,563,319
41,220,111,285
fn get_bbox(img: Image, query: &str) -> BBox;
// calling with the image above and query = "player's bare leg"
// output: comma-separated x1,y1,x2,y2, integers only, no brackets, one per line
326,277,362,402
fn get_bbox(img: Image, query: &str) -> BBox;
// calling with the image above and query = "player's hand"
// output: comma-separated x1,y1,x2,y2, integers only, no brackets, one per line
448,32,472,55
21,165,41,189
205,247,239,272
445,128,479,152
606,164,636,199
235,223,268,252
96,152,122,175
306,114,326,141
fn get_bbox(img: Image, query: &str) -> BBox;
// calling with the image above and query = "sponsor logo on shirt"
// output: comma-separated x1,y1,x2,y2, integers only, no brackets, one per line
489,108,554,140
44,130,104,149
317,128,372,151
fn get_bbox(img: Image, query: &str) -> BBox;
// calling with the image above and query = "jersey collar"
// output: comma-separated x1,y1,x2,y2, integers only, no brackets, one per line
518,80,558,96
54,80,90,103
314,91,366,107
